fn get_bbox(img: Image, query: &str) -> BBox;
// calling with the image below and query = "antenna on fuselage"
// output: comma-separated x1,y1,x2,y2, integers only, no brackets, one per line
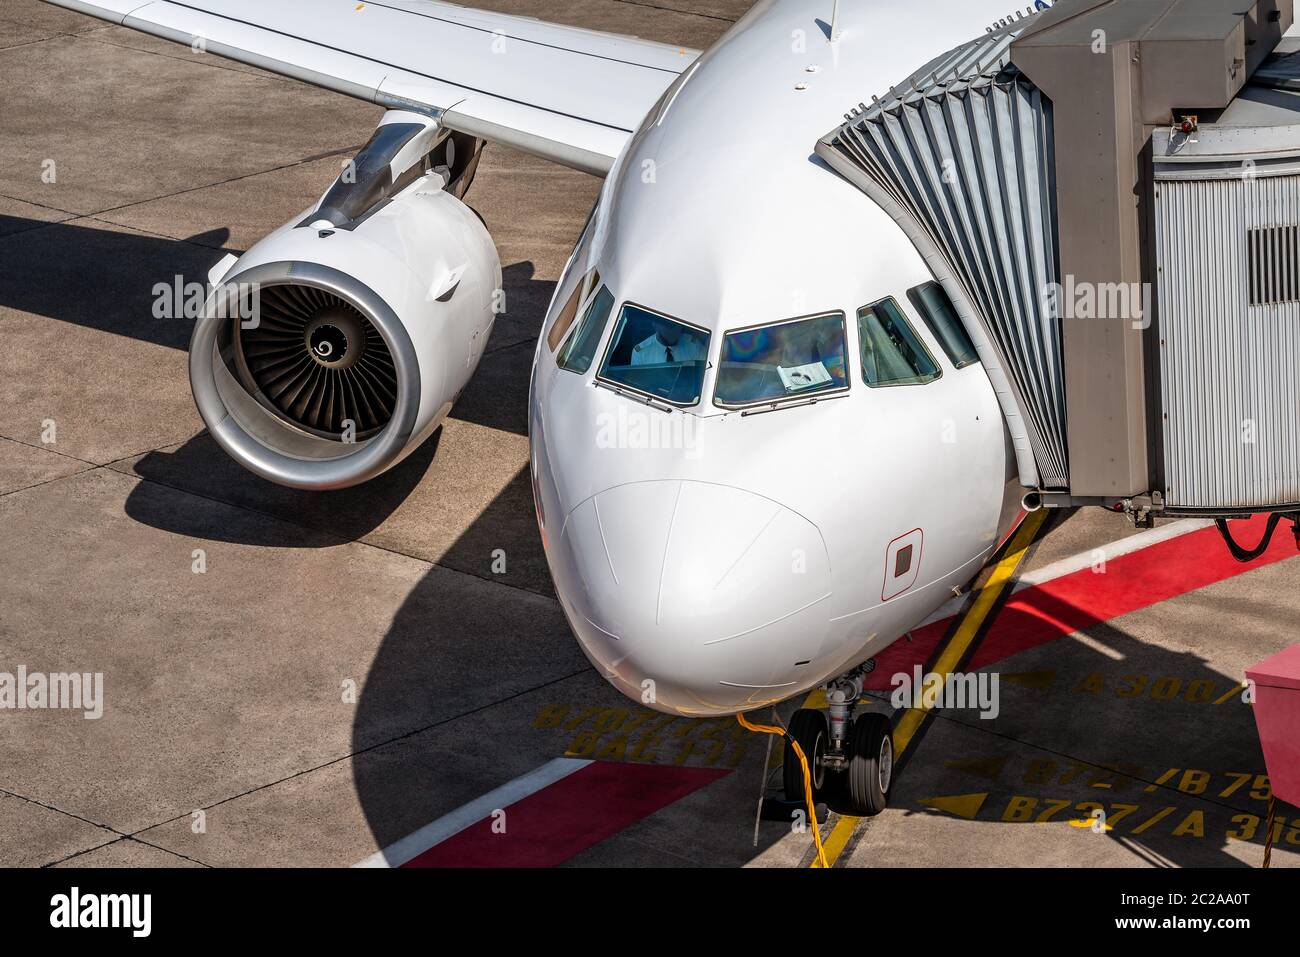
830,0,843,42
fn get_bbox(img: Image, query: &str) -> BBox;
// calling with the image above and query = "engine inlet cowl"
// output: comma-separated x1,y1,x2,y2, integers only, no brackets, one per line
191,260,423,490
188,177,500,492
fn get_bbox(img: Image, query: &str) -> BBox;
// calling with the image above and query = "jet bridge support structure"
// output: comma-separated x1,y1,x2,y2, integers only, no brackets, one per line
818,0,1300,524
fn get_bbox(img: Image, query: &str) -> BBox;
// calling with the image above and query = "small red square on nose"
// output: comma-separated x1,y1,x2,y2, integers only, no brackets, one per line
894,544,913,578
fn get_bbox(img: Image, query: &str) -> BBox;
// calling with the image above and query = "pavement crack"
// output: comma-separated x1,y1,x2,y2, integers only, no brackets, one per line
612,0,738,24
0,466,99,500
0,433,100,468
127,666,591,839
39,836,128,869
79,216,236,253
41,834,212,869
82,145,363,223
73,30,309,87
0,190,79,217
0,786,124,840
0,34,78,53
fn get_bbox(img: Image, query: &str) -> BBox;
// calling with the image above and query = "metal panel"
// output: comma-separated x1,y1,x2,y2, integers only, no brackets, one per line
1155,173,1300,508
817,22,1069,490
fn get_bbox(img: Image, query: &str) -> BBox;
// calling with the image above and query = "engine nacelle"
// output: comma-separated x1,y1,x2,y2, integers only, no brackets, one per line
190,113,499,490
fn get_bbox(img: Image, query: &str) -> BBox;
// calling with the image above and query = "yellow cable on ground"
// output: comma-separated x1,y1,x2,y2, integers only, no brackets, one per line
737,712,829,869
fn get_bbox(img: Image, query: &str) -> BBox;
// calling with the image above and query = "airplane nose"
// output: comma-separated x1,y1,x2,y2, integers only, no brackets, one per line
557,480,832,715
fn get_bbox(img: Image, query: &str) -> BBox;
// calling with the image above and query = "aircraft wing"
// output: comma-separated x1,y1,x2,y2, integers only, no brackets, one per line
41,0,701,175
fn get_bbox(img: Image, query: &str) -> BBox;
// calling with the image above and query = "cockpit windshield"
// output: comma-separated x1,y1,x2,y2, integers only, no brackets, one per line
596,303,710,405
556,285,615,374
714,312,848,406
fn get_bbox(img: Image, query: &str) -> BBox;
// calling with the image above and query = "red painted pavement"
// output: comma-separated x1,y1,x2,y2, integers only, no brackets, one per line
865,514,1299,689
402,762,729,867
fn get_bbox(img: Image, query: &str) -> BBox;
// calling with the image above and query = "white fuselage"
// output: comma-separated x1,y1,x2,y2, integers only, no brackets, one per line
529,0,1022,716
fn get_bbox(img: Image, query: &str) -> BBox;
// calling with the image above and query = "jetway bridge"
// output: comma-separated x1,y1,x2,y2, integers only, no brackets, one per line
818,0,1300,551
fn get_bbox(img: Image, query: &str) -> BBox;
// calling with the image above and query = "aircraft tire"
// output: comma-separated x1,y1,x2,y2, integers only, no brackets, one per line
782,708,828,803
846,712,893,816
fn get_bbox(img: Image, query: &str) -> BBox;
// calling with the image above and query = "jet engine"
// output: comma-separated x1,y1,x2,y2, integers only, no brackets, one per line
191,111,500,489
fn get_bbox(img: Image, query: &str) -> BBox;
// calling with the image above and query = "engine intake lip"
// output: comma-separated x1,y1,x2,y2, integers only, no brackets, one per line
191,261,421,490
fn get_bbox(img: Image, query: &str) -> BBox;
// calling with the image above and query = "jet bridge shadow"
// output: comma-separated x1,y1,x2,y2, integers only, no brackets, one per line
876,584,1294,869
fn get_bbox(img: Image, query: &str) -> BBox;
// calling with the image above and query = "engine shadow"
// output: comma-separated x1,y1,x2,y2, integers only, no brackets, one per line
0,215,233,349
123,428,443,545
0,214,557,565
0,210,560,564
0,214,545,438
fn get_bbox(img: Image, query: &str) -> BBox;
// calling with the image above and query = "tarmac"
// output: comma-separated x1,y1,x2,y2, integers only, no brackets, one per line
1,0,1296,868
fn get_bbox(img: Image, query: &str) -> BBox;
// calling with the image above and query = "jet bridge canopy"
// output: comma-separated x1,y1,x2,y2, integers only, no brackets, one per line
818,0,1300,518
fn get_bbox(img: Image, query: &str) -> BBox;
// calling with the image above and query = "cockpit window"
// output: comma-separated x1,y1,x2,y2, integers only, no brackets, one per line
547,268,600,352
714,312,849,407
857,298,941,387
907,281,979,368
557,285,615,374
596,303,710,405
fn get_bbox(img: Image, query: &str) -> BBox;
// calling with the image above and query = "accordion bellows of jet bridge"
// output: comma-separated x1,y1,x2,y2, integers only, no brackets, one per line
820,0,1300,519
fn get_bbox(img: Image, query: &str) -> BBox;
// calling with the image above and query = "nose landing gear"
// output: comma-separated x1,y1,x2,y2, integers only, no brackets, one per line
782,662,894,816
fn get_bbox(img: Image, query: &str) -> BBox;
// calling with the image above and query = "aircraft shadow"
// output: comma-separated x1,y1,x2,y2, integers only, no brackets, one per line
9,214,1285,867
352,521,1294,866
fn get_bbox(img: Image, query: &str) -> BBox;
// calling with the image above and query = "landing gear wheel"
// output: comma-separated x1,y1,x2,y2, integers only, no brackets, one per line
783,709,828,803
846,712,893,816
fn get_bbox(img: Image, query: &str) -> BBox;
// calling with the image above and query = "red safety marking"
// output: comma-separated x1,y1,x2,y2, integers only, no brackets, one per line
865,514,1298,689
403,761,729,867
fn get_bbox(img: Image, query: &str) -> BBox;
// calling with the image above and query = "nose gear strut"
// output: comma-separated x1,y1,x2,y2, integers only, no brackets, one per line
823,660,875,768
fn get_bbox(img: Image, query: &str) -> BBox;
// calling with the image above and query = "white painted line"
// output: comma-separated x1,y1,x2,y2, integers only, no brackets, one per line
1067,631,1127,661
913,518,1213,630
1014,518,1214,590
352,757,592,868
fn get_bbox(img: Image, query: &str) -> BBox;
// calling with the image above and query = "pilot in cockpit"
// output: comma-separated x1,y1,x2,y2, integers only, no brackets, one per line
630,315,707,366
